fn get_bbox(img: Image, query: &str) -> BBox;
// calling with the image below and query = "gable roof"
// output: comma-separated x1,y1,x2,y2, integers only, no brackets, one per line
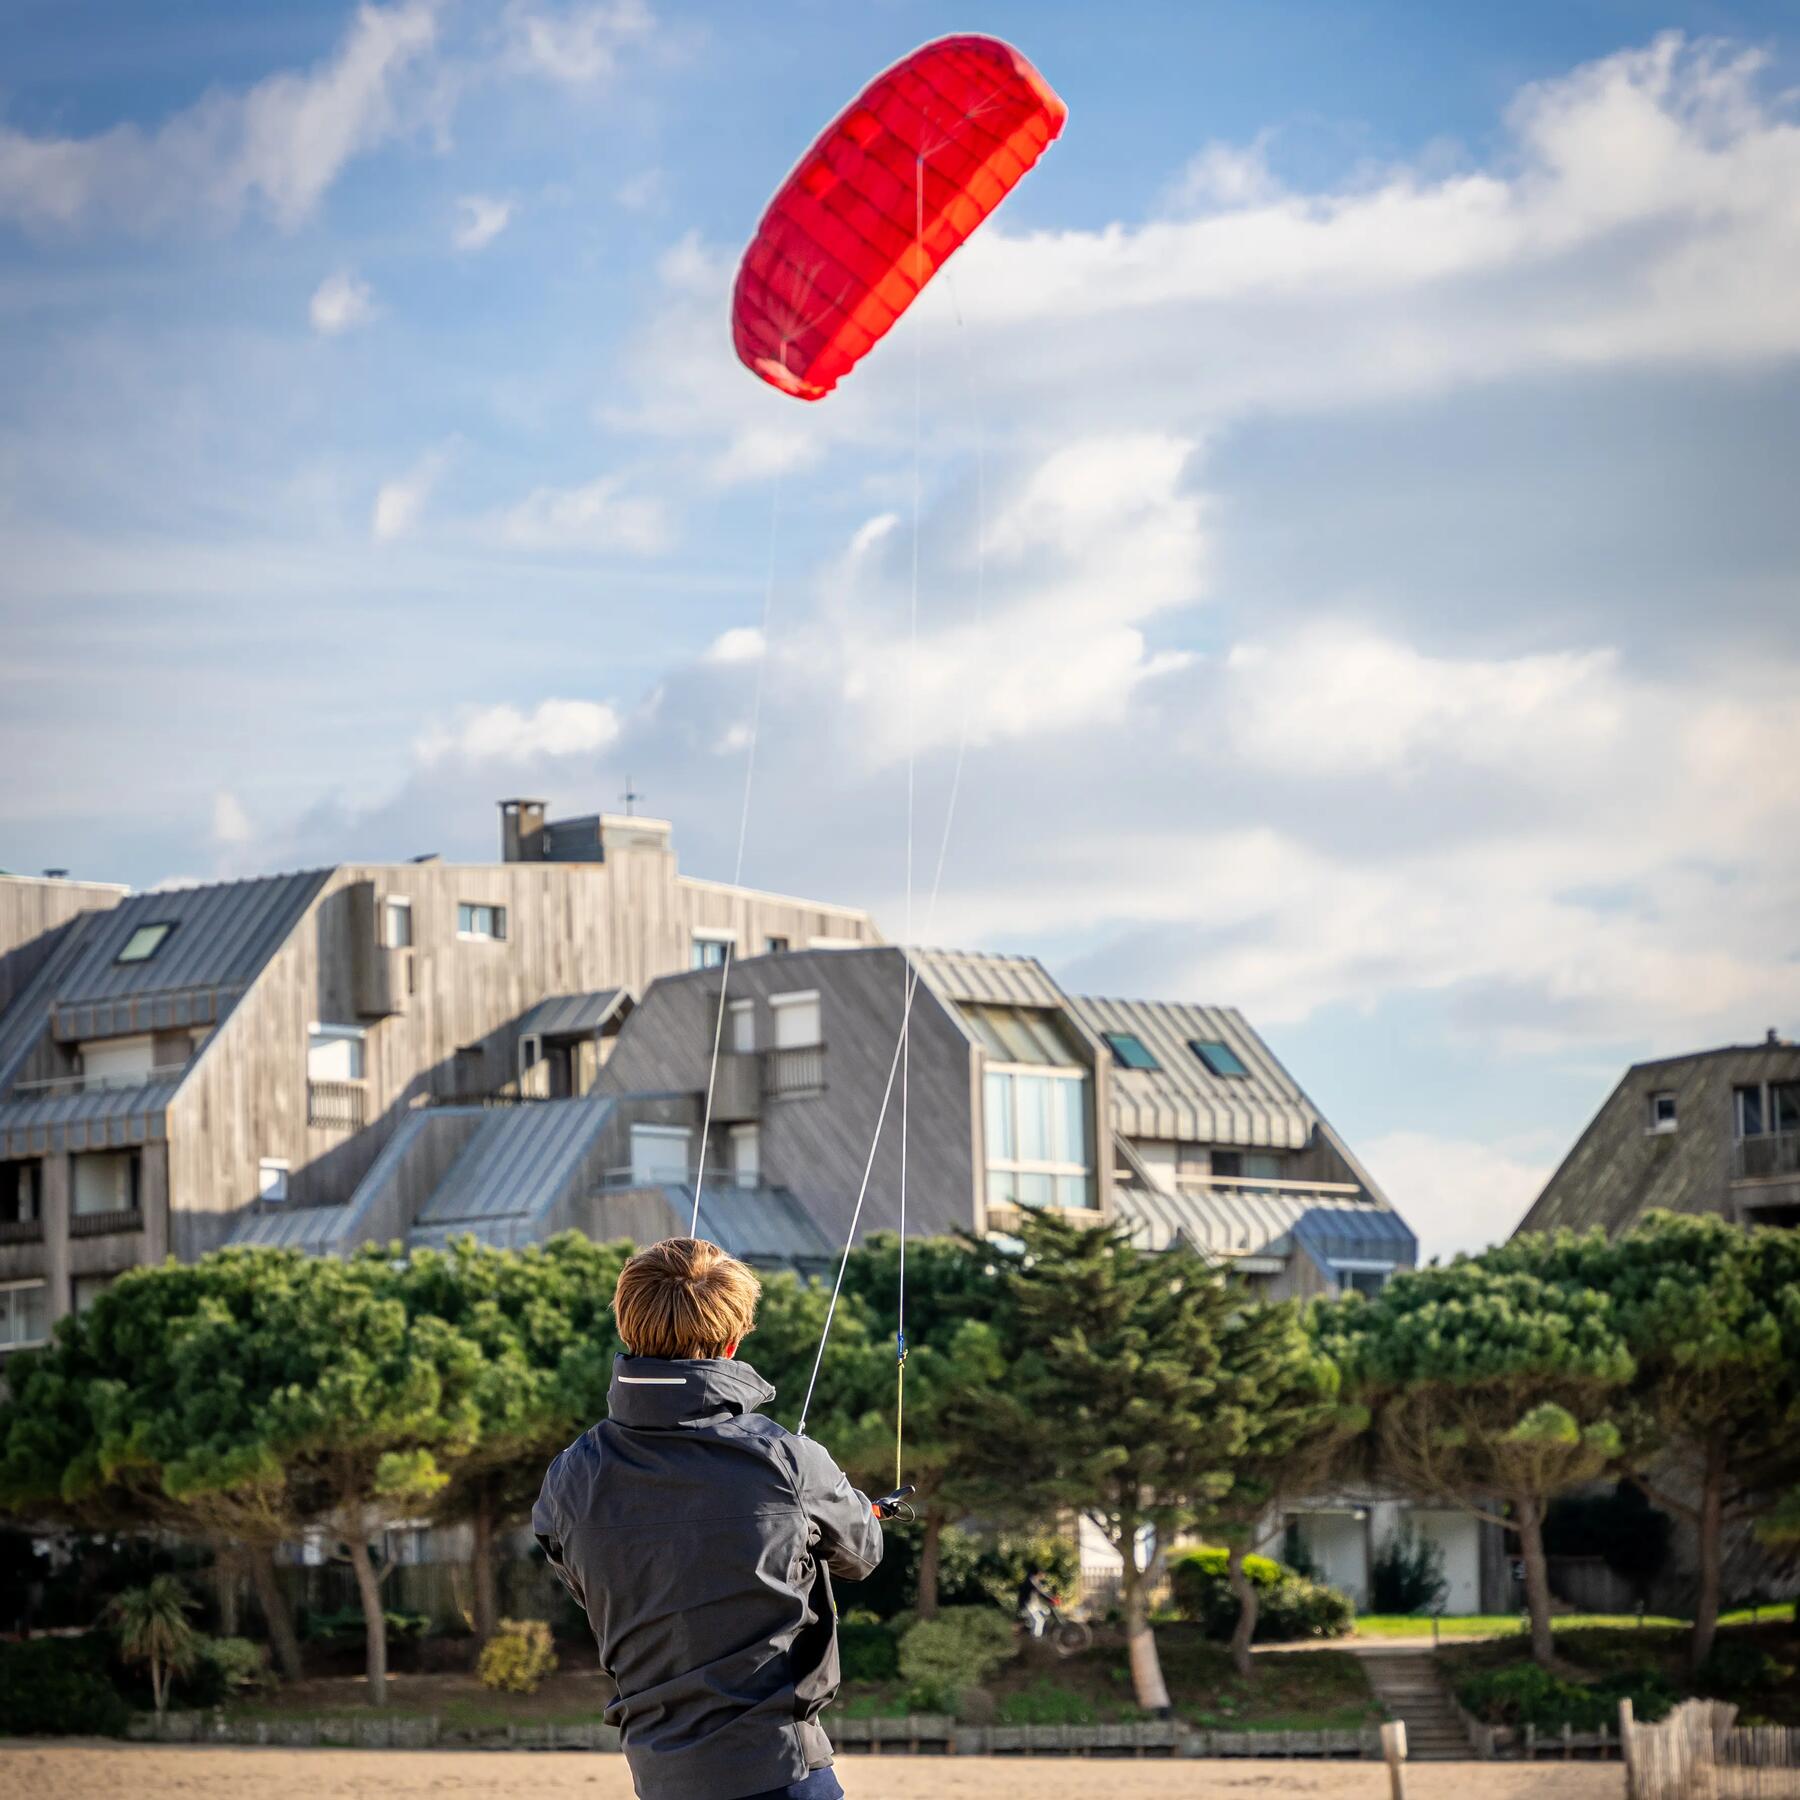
1069,994,1316,1149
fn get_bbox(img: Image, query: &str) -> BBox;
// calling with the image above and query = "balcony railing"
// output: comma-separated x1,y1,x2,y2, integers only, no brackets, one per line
69,1207,143,1238
307,1081,366,1131
11,1064,188,1098
0,1217,44,1245
762,1043,826,1099
1734,1132,1800,1181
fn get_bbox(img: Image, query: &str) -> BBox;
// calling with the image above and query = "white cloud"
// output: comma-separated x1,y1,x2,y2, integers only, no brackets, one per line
1363,1131,1556,1263
371,444,451,542
415,697,621,764
211,790,251,846
0,1,441,234
496,473,669,554
705,627,764,665
504,0,654,87
309,268,377,334
615,168,665,212
453,193,512,251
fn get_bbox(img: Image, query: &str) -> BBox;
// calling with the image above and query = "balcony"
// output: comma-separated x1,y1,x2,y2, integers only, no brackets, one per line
69,1207,143,1238
0,1217,44,1246
11,1064,187,1099
308,1081,367,1131
762,1043,825,1100
1734,1132,1800,1182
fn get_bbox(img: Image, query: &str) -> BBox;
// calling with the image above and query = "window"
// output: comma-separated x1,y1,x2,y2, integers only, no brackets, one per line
1775,1082,1800,1136
771,991,822,1049
1190,1039,1249,1078
1338,1267,1391,1298
961,1004,1082,1065
383,897,413,949
691,929,735,970
115,922,174,964
258,1159,290,1204
1736,1085,1765,1139
984,1068,1094,1211
729,1000,755,1055
1243,1152,1283,1180
1102,1031,1161,1072
72,1150,138,1217
1648,1091,1678,1133
629,1124,691,1185
0,1281,50,1351
78,1035,158,1084
72,1273,113,1316
457,902,506,941
1212,1150,1243,1180
1,1160,40,1225
730,1124,761,1190
764,936,790,955
307,1025,365,1082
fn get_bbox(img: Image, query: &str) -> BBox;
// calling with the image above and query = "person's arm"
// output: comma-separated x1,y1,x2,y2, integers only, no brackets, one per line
792,1436,884,1580
532,1450,588,1616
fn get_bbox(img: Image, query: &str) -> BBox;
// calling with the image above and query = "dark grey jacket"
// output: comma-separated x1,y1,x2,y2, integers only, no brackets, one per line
533,1354,883,1800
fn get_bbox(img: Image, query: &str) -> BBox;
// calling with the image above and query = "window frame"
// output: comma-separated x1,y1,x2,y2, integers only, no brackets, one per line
728,999,755,1055
115,921,176,965
71,1147,140,1218
1190,1038,1250,1079
258,1158,291,1205
1648,1090,1679,1134
983,1062,1096,1213
1735,1084,1766,1140
770,989,823,1050
382,896,413,950
763,935,790,955
1102,1031,1161,1072
456,901,507,943
0,1278,52,1350
307,1022,367,1084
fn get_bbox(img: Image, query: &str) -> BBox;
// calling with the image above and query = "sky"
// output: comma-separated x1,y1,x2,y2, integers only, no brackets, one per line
4,1,1799,1262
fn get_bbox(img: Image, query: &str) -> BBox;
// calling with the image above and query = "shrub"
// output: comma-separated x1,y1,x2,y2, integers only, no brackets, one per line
478,1618,558,1695
1695,1639,1792,1700
1370,1522,1449,1615
1168,1548,1355,1642
838,1620,900,1683
0,1635,131,1737
198,1635,272,1695
300,1605,430,1642
897,1608,1016,1714
1455,1662,1676,1731
851,1525,1079,1621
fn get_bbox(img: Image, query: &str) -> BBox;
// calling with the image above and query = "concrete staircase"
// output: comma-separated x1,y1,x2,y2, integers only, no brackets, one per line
1357,1645,1472,1761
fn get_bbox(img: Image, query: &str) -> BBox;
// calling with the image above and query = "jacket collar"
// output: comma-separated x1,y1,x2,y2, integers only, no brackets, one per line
606,1352,777,1430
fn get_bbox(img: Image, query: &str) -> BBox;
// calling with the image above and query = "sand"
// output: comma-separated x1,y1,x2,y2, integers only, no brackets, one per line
1,1745,1623,1800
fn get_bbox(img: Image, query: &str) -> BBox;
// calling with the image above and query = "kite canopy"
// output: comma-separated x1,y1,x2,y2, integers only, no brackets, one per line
731,34,1067,402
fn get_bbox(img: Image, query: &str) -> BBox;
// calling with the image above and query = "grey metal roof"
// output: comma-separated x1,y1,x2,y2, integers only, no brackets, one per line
517,989,633,1040
1117,1181,1415,1265
48,871,329,1026
1071,994,1315,1148
414,1099,614,1229
593,1183,838,1269
0,1071,177,1158
908,948,1067,1010
227,1203,362,1253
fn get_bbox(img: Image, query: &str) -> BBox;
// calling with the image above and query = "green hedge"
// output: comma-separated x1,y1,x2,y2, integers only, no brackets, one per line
1455,1662,1676,1731
1168,1548,1355,1642
0,1636,131,1737
838,1620,900,1683
897,1607,1016,1713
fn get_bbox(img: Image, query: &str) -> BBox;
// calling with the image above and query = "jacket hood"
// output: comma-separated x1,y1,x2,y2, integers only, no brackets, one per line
605,1353,777,1430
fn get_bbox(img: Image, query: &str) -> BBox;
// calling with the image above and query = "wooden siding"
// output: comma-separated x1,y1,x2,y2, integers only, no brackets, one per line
0,876,126,1022
605,948,986,1244
1515,1043,1800,1238
162,846,878,1262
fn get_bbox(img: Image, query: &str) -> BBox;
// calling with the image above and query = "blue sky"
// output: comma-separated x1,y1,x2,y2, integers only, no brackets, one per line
5,1,1800,1257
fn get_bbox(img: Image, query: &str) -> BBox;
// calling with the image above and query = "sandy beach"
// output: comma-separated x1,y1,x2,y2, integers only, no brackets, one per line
2,1745,1623,1800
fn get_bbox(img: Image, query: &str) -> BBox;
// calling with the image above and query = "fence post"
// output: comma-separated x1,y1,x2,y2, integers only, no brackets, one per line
1619,1697,1636,1800
1380,1720,1408,1800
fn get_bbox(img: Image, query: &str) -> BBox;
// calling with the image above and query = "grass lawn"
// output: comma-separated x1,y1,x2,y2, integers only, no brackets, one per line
222,1665,616,1728
1355,1613,1685,1639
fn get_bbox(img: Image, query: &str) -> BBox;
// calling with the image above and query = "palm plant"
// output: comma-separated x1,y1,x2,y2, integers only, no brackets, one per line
107,1575,200,1714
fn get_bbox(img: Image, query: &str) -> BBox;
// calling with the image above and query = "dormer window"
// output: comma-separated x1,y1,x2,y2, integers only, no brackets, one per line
1648,1091,1678,1134
1190,1039,1249,1078
116,922,175,964
1102,1031,1160,1072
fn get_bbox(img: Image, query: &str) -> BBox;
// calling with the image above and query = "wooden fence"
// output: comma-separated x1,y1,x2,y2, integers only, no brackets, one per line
1623,1699,1800,1800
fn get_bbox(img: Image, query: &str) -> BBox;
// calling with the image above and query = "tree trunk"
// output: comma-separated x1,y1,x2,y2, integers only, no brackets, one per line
472,1497,500,1646
1690,1450,1725,1673
1121,1557,1172,1716
916,1508,945,1621
344,1533,389,1706
215,1542,241,1637
1515,1500,1556,1667
248,1544,304,1683
1227,1540,1260,1679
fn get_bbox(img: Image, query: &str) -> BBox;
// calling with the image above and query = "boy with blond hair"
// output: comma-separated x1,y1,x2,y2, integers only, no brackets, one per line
535,1237,883,1800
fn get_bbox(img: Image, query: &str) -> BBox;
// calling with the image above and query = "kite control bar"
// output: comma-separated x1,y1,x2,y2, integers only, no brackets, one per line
872,1484,916,1521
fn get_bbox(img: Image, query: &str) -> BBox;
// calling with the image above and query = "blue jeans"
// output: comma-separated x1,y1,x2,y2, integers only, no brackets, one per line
741,1770,844,1800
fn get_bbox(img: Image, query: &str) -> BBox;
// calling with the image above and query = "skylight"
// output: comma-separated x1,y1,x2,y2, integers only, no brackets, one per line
1190,1039,1249,1078
115,923,175,965
1102,1031,1160,1072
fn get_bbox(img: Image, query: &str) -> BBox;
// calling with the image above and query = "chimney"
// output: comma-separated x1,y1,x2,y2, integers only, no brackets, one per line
499,799,547,863
43,868,69,880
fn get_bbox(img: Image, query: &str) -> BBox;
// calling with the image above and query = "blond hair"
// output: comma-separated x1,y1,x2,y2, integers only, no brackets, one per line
614,1237,762,1360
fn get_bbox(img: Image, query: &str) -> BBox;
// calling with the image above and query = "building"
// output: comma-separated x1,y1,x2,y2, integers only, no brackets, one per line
1514,1031,1800,1238
0,808,876,1351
